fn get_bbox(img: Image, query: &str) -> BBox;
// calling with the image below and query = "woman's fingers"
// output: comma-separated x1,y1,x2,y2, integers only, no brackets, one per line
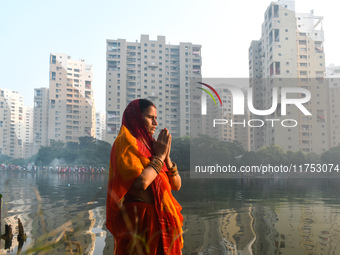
153,129,172,160
167,134,172,155
157,128,169,144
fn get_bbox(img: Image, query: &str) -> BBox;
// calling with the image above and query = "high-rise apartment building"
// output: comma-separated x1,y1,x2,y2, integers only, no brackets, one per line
36,53,96,146
24,105,34,158
95,112,106,141
248,0,329,153
33,87,49,154
0,89,25,158
326,64,340,147
191,82,250,151
105,35,202,144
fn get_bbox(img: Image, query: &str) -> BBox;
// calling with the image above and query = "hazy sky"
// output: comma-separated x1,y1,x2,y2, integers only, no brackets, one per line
1,0,339,112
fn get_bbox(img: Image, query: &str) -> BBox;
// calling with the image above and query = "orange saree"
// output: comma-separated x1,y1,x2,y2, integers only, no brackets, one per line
106,100,183,255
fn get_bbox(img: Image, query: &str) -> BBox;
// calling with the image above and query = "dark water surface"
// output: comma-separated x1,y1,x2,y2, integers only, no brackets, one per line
1,171,340,254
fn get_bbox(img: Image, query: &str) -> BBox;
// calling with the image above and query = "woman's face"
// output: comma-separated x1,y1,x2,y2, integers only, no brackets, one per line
141,106,158,135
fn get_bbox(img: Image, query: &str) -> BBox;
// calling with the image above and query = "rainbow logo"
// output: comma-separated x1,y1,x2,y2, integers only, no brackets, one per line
196,82,223,107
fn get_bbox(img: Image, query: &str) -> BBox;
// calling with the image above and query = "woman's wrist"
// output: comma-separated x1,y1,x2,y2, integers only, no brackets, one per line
165,157,172,169
166,162,178,177
149,155,164,174
155,154,166,162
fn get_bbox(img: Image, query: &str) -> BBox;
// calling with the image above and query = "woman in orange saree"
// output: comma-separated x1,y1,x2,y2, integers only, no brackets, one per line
106,99,183,255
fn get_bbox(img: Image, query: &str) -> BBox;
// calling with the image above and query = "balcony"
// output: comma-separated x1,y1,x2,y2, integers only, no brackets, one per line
147,92,158,98
148,61,158,68
192,51,200,57
170,60,179,65
127,76,136,81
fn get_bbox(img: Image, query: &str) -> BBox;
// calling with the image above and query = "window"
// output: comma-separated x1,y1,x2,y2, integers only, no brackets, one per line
274,29,280,42
108,61,118,71
275,62,280,75
299,40,307,45
51,55,56,64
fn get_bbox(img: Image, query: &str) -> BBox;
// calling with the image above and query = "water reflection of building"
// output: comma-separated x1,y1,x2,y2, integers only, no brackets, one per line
182,206,256,255
253,202,340,254
252,204,281,254
182,214,206,254
0,173,108,255
182,200,340,255
276,202,340,255
219,207,256,255
0,206,33,254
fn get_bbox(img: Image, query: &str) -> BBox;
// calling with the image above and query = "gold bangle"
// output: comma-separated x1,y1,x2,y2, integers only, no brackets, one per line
167,171,178,177
168,162,177,171
149,161,161,174
153,156,164,165
151,158,163,169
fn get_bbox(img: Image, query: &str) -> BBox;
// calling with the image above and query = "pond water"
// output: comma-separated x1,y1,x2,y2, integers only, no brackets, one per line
1,171,340,254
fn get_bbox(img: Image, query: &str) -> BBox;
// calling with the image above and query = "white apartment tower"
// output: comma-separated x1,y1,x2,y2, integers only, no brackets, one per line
194,84,251,151
0,89,25,158
326,64,340,148
47,53,96,145
95,112,106,141
33,87,49,154
248,0,329,153
106,35,202,144
24,105,34,158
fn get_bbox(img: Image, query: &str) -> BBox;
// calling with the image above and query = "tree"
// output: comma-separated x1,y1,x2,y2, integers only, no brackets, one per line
286,150,306,165
321,145,340,164
171,136,190,171
256,144,287,165
34,137,111,168
190,134,245,167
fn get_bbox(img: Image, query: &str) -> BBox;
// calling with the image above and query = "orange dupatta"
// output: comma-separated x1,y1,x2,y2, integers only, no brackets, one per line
106,100,183,254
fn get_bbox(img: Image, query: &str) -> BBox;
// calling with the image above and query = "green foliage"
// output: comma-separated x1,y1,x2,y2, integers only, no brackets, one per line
2,135,339,171
256,144,287,165
34,137,111,168
242,151,261,166
0,154,12,162
171,135,245,170
171,136,190,170
193,135,245,168
321,145,340,164
0,153,36,166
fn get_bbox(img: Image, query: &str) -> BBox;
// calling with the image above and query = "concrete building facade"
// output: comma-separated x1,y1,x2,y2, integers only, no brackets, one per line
33,87,50,154
38,53,96,146
0,89,25,158
24,105,34,158
95,112,106,141
326,64,340,148
105,35,202,144
248,0,329,153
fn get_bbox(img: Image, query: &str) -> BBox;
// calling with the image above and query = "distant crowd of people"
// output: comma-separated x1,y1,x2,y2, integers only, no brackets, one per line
0,163,106,173
50,166,106,173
